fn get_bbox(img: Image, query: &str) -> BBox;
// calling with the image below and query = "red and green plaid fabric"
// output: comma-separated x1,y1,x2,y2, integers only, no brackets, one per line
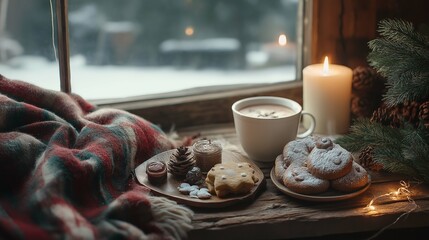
0,75,182,239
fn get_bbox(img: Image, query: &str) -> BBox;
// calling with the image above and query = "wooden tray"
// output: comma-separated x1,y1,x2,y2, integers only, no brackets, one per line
135,149,266,208
270,168,371,202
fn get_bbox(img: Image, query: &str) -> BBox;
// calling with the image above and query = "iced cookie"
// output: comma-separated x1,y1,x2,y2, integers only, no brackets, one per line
307,137,353,180
331,161,369,192
205,162,259,198
177,183,212,199
282,164,330,195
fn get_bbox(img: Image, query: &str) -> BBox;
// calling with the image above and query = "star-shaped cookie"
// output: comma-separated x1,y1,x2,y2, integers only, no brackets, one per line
205,162,259,198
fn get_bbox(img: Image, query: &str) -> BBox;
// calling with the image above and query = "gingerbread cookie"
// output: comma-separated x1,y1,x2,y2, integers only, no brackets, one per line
282,164,330,195
331,161,369,192
307,138,353,180
205,162,259,198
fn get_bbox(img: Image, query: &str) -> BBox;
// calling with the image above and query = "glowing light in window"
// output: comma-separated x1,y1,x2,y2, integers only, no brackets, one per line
185,26,194,36
278,34,287,46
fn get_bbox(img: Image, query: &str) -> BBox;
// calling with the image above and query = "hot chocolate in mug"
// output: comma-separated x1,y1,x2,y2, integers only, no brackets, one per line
232,96,315,162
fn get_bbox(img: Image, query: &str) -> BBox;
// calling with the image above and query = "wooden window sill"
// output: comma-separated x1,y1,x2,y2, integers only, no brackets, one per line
176,124,429,240
97,82,303,130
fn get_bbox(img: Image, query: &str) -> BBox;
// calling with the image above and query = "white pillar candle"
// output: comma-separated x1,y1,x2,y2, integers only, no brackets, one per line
303,57,352,134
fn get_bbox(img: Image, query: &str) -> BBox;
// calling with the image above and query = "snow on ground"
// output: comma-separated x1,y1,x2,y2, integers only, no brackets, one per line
0,56,296,101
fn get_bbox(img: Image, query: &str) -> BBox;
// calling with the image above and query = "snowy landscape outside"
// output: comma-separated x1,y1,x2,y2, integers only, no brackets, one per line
0,0,299,101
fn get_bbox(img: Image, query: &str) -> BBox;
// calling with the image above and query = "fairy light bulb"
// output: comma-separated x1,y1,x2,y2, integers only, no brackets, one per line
364,181,418,239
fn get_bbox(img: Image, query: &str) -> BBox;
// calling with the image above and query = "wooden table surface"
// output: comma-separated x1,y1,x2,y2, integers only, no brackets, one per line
177,124,429,240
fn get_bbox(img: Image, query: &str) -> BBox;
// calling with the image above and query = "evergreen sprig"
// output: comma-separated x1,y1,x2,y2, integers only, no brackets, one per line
368,19,429,106
340,19,429,183
336,119,429,182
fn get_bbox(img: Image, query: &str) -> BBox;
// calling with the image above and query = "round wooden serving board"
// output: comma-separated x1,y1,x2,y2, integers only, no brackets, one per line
135,149,266,208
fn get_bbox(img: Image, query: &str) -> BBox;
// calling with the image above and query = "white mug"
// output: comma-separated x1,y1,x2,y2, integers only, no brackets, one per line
232,96,315,162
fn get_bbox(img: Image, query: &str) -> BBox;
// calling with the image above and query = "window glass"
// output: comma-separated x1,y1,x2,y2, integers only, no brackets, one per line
0,0,299,101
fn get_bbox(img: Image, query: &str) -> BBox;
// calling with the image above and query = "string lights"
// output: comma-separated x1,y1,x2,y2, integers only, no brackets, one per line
365,180,415,211
364,180,419,239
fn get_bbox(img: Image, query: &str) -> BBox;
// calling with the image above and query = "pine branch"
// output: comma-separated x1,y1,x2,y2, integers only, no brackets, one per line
377,19,429,54
371,141,416,177
340,18,429,183
400,125,429,182
385,76,429,105
336,119,402,152
336,119,429,181
367,19,429,106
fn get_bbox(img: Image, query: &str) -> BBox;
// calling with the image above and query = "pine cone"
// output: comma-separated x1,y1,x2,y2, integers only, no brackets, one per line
351,66,386,121
168,146,195,178
419,101,429,128
358,146,383,171
352,66,386,93
371,103,400,127
402,101,420,122
351,95,379,118
371,101,421,128
352,66,377,91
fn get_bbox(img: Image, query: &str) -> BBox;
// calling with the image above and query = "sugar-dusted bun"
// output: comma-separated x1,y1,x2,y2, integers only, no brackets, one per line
282,163,330,195
282,136,316,168
276,136,370,196
315,137,334,150
274,154,287,181
307,140,353,180
331,161,369,192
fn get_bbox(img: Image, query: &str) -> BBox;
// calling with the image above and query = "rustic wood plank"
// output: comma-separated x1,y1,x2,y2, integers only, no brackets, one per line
177,124,429,240
311,0,429,70
311,0,376,68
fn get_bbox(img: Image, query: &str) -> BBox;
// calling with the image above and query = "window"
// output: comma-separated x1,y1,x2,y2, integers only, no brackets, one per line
0,0,301,104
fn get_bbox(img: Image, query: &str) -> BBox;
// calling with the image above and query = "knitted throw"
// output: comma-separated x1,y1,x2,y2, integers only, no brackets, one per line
0,75,193,239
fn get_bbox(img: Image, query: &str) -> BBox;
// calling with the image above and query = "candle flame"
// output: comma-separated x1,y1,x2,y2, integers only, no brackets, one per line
185,26,194,36
278,34,287,46
323,56,329,74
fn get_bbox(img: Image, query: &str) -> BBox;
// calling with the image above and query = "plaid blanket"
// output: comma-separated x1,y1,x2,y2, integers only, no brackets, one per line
0,75,193,239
